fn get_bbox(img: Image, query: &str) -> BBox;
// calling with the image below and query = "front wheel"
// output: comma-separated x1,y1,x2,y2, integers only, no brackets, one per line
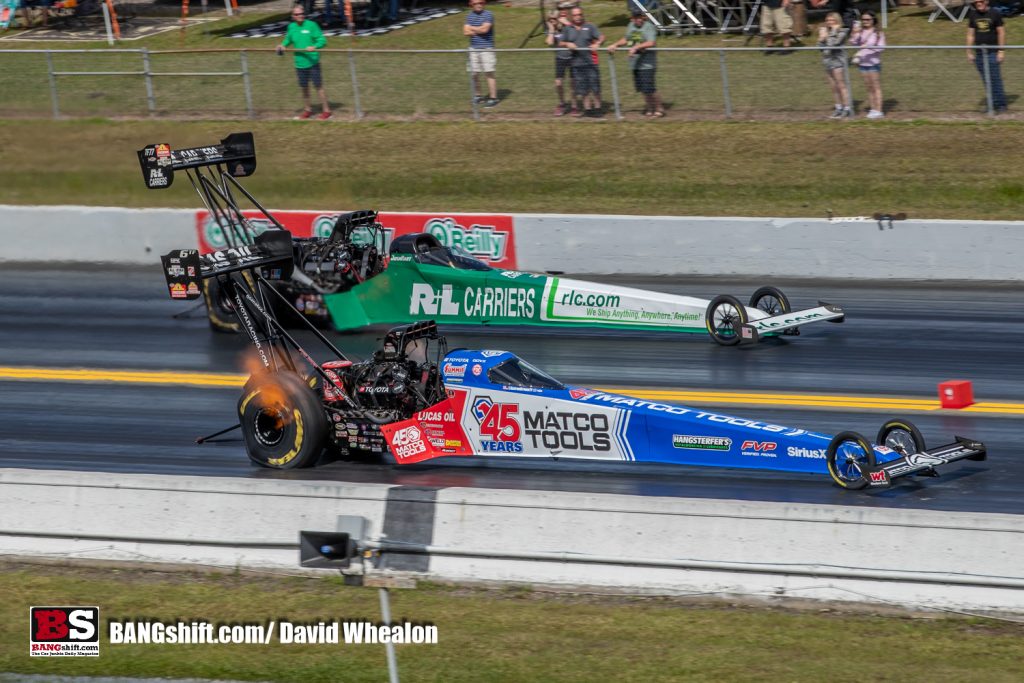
749,286,791,316
876,419,926,456
826,431,877,490
705,294,748,346
238,372,328,469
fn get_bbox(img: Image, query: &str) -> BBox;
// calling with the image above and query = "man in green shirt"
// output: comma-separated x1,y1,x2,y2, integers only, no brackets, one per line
276,5,331,120
607,10,663,117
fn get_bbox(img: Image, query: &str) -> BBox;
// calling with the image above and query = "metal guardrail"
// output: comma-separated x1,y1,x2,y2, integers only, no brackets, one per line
0,44,1016,120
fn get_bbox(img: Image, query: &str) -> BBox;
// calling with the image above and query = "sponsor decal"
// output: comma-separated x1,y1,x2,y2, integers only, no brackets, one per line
750,311,825,331
409,282,537,319
740,440,778,457
569,387,600,400
194,211,518,267
30,607,99,657
906,452,945,467
186,266,196,277
523,410,611,452
148,169,168,187
186,282,201,296
154,144,170,159
442,362,466,378
391,425,427,460
787,446,826,459
869,470,888,483
471,364,482,377
544,278,704,328
169,283,187,299
472,396,523,452
875,445,895,455
167,264,185,277
480,350,504,357
559,290,621,309
673,434,732,451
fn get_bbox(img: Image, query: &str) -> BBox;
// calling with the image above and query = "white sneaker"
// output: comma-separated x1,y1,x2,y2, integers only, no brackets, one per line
866,110,885,119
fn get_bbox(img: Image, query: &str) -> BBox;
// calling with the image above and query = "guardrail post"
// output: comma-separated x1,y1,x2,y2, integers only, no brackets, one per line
981,47,994,116
347,49,363,120
100,1,115,46
843,53,854,114
240,51,254,119
608,54,622,121
142,48,156,116
718,49,731,118
466,51,480,121
45,51,60,119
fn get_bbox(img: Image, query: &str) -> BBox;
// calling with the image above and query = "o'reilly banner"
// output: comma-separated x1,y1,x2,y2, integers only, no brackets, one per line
194,210,518,269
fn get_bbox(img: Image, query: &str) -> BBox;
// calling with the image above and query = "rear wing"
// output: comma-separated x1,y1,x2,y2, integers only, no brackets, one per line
137,132,256,190
161,229,295,300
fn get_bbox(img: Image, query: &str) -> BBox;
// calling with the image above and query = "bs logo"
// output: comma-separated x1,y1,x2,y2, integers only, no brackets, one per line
30,607,99,642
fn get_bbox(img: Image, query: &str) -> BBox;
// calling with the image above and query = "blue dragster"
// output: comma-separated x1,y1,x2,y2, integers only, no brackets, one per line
382,349,987,490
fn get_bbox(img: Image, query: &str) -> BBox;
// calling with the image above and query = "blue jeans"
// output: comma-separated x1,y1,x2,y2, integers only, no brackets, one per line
974,49,1007,110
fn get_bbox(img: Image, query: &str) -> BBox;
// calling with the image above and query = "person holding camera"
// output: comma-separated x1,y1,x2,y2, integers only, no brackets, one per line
546,5,574,116
850,11,885,119
608,10,663,117
818,12,851,119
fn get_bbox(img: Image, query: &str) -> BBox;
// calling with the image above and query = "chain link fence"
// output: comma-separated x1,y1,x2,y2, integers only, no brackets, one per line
0,45,1015,120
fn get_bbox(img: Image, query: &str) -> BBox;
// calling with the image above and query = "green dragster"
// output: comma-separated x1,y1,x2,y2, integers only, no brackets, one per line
322,232,845,346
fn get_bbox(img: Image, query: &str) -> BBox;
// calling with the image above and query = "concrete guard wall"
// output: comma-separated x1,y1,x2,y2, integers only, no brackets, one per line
2,205,1023,280
2,469,1021,613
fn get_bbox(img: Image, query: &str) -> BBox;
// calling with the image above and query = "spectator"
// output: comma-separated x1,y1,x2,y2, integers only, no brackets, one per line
790,0,808,39
20,0,50,28
546,5,574,116
967,0,1007,113
608,10,663,117
850,10,885,119
818,12,851,118
277,5,331,120
560,5,604,117
464,0,498,108
761,0,793,54
809,0,855,29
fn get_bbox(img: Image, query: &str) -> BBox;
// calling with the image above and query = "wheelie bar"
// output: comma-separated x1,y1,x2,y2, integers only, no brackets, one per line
864,437,987,488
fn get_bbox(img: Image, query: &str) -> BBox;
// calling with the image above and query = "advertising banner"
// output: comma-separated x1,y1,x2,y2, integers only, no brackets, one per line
193,210,518,269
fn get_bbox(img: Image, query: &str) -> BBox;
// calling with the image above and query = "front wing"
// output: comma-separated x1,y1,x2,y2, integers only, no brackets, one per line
739,303,845,344
865,437,987,488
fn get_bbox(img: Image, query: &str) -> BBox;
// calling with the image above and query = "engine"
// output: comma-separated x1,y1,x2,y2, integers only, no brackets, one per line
321,321,446,455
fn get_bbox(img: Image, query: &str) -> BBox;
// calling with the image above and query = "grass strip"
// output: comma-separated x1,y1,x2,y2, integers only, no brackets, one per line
2,118,1024,218
2,561,1023,682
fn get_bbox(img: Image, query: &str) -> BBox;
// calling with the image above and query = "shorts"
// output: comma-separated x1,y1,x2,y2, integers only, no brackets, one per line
467,48,496,74
571,63,600,97
823,57,847,72
760,7,792,35
633,68,656,95
555,57,572,80
296,63,322,89
858,64,881,73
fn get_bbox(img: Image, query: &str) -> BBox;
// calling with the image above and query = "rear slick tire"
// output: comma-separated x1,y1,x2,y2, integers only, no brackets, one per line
238,372,328,469
705,294,748,346
826,431,877,490
204,276,241,334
